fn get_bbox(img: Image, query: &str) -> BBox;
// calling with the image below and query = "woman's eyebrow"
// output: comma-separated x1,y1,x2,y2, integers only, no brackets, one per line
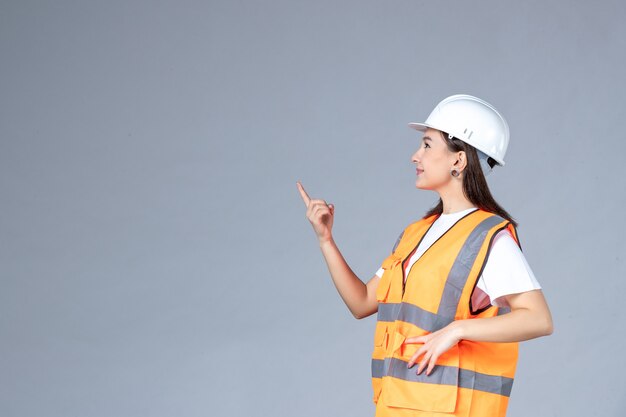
422,136,432,142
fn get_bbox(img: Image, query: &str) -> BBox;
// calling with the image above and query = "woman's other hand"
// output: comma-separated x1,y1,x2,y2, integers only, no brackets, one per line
404,322,463,376
297,181,334,243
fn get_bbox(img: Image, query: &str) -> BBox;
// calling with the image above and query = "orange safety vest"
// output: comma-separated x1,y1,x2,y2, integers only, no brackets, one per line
372,208,521,417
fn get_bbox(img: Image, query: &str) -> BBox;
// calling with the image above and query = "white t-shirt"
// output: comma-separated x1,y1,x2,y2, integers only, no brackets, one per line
376,207,541,309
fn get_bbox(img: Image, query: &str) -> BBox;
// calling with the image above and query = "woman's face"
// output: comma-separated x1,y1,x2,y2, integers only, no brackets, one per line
411,128,462,191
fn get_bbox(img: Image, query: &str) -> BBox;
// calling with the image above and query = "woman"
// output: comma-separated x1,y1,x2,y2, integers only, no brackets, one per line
296,94,553,417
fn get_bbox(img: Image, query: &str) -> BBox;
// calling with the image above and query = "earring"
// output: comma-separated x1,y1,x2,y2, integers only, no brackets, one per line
451,169,460,177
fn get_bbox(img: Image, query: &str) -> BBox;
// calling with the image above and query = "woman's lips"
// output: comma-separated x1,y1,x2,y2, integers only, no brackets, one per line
416,169,424,175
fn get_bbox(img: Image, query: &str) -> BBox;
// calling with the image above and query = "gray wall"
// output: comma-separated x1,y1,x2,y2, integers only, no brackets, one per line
1,1,624,416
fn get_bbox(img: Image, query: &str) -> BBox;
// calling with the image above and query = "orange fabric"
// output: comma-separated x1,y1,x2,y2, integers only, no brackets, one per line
371,209,520,417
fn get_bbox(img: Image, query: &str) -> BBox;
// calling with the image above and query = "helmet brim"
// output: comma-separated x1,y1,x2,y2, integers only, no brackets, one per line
407,122,430,132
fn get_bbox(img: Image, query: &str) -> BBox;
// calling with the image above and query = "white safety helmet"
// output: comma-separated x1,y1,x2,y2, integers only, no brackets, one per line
408,94,510,176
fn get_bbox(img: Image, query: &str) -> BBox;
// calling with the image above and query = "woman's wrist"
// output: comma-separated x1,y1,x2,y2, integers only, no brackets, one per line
318,236,335,248
450,319,467,341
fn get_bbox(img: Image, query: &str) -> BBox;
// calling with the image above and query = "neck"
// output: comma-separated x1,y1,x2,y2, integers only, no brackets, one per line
437,183,475,214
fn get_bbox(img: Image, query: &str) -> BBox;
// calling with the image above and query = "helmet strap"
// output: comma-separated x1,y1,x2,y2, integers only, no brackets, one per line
476,149,493,177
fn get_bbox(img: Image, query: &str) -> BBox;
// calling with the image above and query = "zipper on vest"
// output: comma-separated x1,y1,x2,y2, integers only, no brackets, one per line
400,247,414,298
400,218,440,296
401,237,426,297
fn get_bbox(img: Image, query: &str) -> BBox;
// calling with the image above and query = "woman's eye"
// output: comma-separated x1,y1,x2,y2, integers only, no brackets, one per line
423,143,430,148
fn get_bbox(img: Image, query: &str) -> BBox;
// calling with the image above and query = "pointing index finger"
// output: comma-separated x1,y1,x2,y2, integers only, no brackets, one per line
296,181,311,207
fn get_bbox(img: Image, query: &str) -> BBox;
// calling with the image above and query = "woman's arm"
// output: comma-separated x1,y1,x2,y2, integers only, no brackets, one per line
405,288,553,375
319,238,380,319
456,289,553,342
297,181,379,319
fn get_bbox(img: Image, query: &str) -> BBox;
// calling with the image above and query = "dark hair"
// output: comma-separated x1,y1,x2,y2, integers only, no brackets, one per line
422,130,518,229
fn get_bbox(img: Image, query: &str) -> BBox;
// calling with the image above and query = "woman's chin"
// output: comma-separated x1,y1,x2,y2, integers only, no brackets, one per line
415,179,431,190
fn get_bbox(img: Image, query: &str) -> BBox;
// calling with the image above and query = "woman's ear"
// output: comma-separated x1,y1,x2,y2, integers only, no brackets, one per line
454,151,467,172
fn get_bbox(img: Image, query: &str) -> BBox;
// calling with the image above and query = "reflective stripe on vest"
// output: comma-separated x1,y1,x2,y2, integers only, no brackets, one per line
372,357,514,397
371,209,520,416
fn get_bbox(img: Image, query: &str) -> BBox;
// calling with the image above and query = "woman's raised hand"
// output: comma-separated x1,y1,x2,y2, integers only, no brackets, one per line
296,181,334,243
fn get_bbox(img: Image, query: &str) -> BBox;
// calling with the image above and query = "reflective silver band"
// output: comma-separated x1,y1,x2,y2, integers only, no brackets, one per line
371,357,513,397
377,303,402,323
377,302,453,332
459,368,514,397
437,215,506,318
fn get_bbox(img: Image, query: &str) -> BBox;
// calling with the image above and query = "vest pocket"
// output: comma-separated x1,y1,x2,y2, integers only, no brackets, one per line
382,343,460,413
372,323,390,404
376,254,403,302
373,323,389,349
372,377,382,404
